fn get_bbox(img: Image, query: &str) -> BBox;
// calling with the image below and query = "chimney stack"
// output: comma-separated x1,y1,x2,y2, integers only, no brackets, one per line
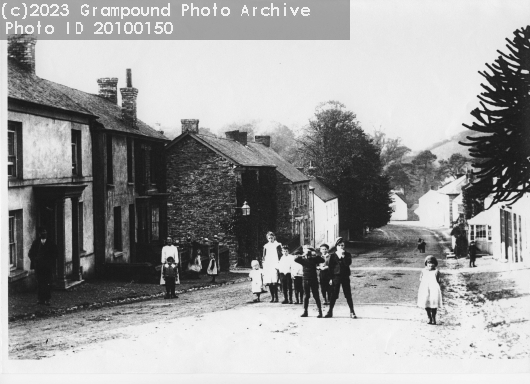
225,130,248,146
120,69,138,128
97,77,118,104
8,34,37,74
255,135,271,147
181,119,199,134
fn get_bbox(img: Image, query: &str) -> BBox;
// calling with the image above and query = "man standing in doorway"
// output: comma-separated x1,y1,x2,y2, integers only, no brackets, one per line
28,228,57,306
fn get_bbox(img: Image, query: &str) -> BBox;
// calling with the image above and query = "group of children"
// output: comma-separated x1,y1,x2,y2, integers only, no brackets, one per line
251,231,443,324
250,232,358,319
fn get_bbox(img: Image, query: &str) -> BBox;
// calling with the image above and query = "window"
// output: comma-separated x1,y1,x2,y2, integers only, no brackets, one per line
151,205,160,241
107,134,113,184
114,206,122,251
8,121,22,178
291,188,295,206
127,137,133,182
475,225,486,239
9,215,16,268
487,225,492,241
470,225,475,242
150,148,157,184
71,130,82,176
79,202,84,251
8,210,22,269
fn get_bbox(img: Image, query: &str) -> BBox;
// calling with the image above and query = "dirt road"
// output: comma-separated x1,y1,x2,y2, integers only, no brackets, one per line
7,223,529,370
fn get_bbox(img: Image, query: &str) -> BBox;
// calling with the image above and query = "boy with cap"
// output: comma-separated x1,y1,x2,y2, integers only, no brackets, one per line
162,256,179,299
325,237,357,319
294,245,325,318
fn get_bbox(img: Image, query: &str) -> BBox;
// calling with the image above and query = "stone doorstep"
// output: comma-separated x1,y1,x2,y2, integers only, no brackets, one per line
8,277,251,323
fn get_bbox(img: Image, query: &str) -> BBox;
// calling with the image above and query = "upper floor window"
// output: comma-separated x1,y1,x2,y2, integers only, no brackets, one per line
8,121,22,178
127,137,133,183
151,205,160,241
107,134,114,184
71,129,82,176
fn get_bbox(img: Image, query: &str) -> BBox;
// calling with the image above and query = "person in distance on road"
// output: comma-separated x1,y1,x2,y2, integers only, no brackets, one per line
294,245,324,318
417,255,443,325
325,237,357,319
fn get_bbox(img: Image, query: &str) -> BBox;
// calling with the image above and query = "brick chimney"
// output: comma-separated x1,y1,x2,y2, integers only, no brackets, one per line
97,78,118,104
181,119,199,134
255,135,271,147
225,130,247,145
120,69,138,128
8,34,37,74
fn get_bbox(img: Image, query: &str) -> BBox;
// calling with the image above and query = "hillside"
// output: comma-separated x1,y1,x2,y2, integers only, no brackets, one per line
404,129,489,163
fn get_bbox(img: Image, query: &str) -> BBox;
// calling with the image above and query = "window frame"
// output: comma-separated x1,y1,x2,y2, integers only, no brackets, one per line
8,121,22,179
151,205,160,241
114,206,122,251
107,134,114,184
127,137,134,183
71,129,82,176
9,215,16,269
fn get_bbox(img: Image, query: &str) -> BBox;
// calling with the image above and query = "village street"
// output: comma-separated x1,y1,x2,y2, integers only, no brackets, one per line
7,223,530,373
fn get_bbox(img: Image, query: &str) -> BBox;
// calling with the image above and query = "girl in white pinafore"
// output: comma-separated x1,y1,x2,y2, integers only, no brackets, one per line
262,231,282,302
417,255,443,325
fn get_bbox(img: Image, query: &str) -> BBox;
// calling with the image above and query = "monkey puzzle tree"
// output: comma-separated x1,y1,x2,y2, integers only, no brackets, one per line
460,26,530,206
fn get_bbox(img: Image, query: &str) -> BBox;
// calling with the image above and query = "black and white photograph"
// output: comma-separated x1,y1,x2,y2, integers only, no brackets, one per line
1,0,529,381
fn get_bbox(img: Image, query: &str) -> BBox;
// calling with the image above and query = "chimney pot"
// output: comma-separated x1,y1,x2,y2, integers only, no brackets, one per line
255,135,271,147
181,119,199,134
120,69,138,128
8,34,37,74
97,77,118,104
225,130,248,145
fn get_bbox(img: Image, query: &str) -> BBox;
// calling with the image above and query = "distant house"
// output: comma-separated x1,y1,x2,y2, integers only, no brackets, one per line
390,191,408,221
165,124,310,267
414,175,467,227
309,177,339,247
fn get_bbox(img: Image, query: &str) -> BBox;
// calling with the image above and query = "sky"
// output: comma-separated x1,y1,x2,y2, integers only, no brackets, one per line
32,0,529,151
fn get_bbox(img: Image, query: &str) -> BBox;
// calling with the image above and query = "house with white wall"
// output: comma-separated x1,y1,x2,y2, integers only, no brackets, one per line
414,175,467,228
467,192,529,264
309,178,339,247
390,191,408,221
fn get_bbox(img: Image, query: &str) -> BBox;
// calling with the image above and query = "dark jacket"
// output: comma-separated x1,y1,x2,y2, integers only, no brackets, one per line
294,255,325,281
28,239,57,272
468,244,479,258
327,251,352,278
163,263,179,278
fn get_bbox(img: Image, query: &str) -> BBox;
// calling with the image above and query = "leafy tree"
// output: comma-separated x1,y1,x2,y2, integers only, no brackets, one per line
411,150,439,193
299,101,392,237
385,162,414,195
259,123,300,164
460,26,530,205
371,130,411,168
438,153,472,179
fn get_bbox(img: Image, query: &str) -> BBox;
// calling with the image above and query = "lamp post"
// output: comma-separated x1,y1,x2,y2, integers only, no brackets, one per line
233,201,251,267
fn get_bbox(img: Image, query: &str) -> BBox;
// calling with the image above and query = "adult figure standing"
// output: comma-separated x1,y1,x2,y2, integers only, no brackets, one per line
325,237,357,319
160,237,180,285
262,231,282,302
28,228,57,306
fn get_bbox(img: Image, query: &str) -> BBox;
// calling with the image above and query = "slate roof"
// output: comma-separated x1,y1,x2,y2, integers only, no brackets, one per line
438,175,467,195
248,142,309,183
309,177,338,202
8,58,167,141
167,133,310,183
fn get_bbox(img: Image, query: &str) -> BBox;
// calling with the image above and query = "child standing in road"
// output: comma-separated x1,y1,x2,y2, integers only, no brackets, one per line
417,255,442,325
278,245,295,304
162,256,179,299
294,245,325,318
207,253,218,283
291,253,304,304
249,260,265,302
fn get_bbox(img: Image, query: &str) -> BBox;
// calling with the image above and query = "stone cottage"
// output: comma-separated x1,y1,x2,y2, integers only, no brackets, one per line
165,123,310,268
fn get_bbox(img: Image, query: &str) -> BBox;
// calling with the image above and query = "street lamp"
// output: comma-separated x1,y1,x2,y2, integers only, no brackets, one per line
241,201,250,216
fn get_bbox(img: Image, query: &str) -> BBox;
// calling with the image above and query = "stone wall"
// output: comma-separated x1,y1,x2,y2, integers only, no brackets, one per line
166,136,240,264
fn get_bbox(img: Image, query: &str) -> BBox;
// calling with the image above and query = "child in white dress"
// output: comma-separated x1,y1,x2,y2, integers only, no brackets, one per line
417,255,443,325
249,260,264,302
207,253,218,283
262,231,282,303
